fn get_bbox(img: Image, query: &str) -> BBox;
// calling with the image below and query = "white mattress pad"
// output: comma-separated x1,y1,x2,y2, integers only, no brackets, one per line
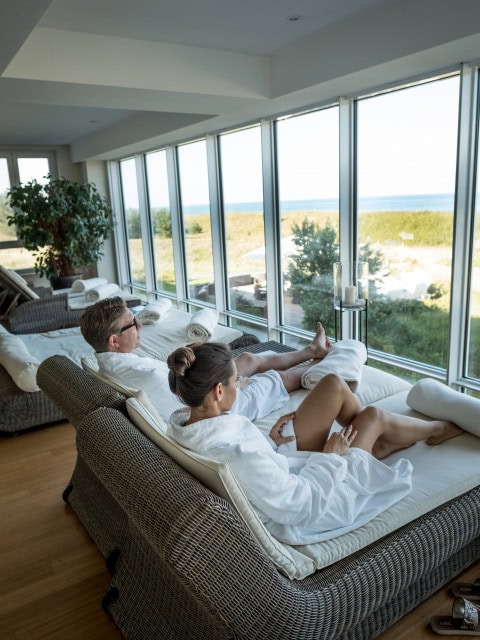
15,308,242,368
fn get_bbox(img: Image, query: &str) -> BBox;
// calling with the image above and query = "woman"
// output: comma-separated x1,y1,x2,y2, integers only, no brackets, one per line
167,342,462,545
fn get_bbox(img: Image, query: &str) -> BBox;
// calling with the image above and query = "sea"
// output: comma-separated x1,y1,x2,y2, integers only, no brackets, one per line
182,193,455,216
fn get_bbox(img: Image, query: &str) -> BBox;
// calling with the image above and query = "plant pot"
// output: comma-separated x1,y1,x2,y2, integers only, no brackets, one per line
50,274,82,290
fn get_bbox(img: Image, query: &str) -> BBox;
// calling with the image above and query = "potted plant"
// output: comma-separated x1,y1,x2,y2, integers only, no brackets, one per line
6,175,114,288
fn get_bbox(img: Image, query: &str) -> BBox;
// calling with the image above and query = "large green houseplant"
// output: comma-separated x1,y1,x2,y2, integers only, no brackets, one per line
6,175,114,286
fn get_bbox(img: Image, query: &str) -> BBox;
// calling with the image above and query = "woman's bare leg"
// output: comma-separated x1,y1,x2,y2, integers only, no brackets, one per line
291,374,463,455
292,374,364,451
350,406,463,459
235,322,332,381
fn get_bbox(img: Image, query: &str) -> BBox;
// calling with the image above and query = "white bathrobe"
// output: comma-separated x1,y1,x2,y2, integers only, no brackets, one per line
169,409,413,544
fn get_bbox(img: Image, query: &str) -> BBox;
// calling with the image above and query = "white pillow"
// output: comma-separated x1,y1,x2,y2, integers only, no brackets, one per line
407,378,480,437
0,333,40,392
356,366,412,406
126,392,315,580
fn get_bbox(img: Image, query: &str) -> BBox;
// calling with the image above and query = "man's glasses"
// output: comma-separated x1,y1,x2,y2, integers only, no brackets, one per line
118,317,139,334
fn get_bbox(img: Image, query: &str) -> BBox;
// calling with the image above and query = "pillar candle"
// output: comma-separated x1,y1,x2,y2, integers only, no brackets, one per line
344,285,356,304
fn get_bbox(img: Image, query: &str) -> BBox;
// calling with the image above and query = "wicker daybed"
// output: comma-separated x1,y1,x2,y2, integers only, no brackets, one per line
35,341,480,640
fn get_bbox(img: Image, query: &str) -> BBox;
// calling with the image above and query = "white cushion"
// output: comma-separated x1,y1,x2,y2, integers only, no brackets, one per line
0,332,40,392
356,365,412,406
0,265,39,300
407,378,480,436
126,392,314,579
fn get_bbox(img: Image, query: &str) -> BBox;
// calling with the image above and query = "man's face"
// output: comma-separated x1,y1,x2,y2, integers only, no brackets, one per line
112,308,142,352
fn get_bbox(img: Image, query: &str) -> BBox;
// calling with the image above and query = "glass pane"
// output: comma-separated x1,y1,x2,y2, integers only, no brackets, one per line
120,158,146,285
17,157,50,184
0,157,42,269
177,140,215,304
145,150,175,294
220,126,266,319
468,173,480,379
0,158,14,241
357,76,459,369
276,107,340,336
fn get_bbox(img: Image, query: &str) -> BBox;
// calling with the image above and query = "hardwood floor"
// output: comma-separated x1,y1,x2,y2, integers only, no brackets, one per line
0,420,478,640
0,421,122,640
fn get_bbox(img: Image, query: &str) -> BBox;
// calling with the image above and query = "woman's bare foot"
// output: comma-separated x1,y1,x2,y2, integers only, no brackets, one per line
426,421,464,445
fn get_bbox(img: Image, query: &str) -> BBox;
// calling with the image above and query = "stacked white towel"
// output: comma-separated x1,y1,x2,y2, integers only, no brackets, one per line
301,339,367,392
85,282,122,302
186,309,219,342
71,277,108,293
136,299,173,324
407,378,480,437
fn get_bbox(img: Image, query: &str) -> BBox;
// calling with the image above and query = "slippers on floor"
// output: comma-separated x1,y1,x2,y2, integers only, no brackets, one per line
431,596,480,635
452,579,480,601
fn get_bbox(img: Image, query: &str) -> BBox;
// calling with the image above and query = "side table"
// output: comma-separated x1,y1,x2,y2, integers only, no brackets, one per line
334,300,368,354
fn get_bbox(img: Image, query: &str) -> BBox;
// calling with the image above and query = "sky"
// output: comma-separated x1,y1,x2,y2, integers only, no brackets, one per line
11,74,456,209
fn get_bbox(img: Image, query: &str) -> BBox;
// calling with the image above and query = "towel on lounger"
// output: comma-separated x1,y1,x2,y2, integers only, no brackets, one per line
136,299,172,324
71,277,108,293
186,309,219,342
407,378,480,437
85,282,122,302
301,339,367,393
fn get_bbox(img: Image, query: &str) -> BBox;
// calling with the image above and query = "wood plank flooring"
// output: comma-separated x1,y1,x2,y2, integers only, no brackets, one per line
0,420,479,639
0,421,122,640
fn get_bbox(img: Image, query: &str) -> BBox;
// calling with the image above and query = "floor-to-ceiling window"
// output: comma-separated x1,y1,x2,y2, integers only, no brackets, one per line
119,158,146,286
356,75,460,369
275,106,340,336
467,100,480,382
111,65,480,389
219,125,267,319
177,140,216,305
145,150,175,295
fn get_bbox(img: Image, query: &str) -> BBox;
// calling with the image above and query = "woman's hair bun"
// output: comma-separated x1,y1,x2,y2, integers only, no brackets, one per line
167,346,196,377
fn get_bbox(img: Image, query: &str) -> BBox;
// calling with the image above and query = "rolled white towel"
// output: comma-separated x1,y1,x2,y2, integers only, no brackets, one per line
301,339,367,392
71,277,108,293
407,378,480,437
136,299,172,324
186,309,219,343
85,282,122,302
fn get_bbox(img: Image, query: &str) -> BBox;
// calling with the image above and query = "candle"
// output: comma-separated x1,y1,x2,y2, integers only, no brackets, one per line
344,285,356,305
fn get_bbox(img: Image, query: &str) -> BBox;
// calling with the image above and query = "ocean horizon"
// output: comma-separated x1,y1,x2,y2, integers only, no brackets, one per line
181,193,455,216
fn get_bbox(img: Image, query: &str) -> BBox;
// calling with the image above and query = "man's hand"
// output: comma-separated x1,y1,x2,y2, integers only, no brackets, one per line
269,412,296,447
323,425,357,455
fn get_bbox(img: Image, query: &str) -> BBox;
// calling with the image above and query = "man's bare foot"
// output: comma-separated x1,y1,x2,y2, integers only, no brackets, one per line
426,421,464,445
307,322,333,360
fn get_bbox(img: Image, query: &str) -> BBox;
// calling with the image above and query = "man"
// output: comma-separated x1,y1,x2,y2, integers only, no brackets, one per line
80,296,331,422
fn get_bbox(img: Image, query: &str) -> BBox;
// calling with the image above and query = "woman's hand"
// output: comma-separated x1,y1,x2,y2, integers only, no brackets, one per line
322,425,357,455
269,412,296,447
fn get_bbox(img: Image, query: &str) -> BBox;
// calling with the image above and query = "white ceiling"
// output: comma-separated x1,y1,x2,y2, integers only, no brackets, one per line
1,0,480,161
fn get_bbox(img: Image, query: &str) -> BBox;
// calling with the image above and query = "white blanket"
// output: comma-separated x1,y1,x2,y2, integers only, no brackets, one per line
85,282,122,302
301,339,367,392
71,277,108,293
407,378,480,437
185,309,219,342
136,299,172,324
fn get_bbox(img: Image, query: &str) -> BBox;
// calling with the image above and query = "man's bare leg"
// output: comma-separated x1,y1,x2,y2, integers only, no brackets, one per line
235,322,332,381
